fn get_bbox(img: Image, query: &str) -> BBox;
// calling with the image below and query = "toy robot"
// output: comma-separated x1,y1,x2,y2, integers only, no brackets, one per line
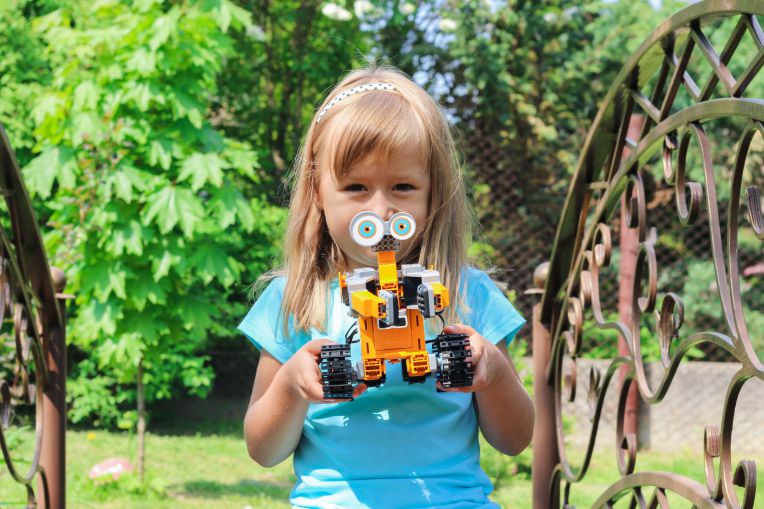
319,210,474,400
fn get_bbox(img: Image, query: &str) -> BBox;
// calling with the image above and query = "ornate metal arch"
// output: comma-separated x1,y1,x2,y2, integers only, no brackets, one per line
534,1,764,508
0,123,67,508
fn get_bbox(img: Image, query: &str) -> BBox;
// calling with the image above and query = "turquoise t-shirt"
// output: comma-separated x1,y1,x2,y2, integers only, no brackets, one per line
238,266,526,509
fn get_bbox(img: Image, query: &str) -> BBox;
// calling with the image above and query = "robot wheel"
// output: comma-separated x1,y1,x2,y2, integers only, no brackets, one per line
433,333,474,389
319,344,356,400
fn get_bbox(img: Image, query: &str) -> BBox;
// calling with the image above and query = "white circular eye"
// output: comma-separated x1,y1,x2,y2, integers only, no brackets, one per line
349,212,385,247
388,212,416,240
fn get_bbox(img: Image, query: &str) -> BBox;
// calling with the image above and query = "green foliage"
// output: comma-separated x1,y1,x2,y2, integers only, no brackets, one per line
90,471,169,499
67,360,128,428
682,260,764,354
7,0,285,427
583,311,659,361
0,1,53,160
217,0,370,186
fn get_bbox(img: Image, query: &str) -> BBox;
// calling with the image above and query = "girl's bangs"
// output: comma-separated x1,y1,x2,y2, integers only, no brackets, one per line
320,93,428,180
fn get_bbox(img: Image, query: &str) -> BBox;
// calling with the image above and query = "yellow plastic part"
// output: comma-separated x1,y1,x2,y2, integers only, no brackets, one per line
405,351,431,377
377,251,397,291
429,282,449,310
363,358,385,381
352,290,386,318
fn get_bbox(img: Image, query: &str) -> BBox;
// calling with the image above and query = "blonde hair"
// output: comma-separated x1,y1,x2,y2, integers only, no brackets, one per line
258,64,474,335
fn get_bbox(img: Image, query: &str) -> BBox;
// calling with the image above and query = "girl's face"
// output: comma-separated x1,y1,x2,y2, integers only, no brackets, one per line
316,140,430,271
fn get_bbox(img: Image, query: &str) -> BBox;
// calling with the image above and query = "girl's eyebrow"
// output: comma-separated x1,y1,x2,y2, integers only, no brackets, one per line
341,163,428,182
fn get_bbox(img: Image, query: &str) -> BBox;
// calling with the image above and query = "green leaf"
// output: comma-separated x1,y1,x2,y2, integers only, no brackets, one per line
227,0,253,28
71,299,121,343
143,185,204,237
224,141,259,179
177,294,215,331
148,139,173,170
126,47,156,75
129,276,167,311
216,0,232,32
31,92,64,127
80,258,130,301
111,170,134,203
149,9,179,51
109,270,127,299
152,249,176,281
72,80,99,111
209,183,254,230
98,333,144,370
22,147,78,198
172,88,205,128
125,81,164,112
103,220,144,256
188,242,236,285
123,309,162,345
70,112,106,145
178,153,227,190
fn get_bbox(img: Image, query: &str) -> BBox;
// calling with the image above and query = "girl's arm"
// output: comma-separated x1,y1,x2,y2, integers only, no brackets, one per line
244,339,365,467
439,325,535,456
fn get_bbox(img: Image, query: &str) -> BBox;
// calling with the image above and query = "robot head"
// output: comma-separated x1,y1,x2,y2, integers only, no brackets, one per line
348,211,416,250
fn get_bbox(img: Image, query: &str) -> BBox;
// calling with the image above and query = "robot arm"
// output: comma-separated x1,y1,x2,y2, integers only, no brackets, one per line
400,264,450,318
417,281,449,318
343,268,387,319
351,290,387,318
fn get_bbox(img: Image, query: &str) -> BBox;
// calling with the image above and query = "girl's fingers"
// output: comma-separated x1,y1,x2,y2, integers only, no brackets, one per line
442,323,477,336
352,383,368,398
436,381,470,393
306,338,338,357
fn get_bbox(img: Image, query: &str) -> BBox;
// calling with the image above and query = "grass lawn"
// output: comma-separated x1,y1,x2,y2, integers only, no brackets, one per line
1,415,761,508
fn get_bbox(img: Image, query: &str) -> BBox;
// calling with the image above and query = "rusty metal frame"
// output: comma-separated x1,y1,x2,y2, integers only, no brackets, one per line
534,1,764,507
0,123,67,508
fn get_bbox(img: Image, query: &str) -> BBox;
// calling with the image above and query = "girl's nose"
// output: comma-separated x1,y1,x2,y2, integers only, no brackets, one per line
370,192,396,221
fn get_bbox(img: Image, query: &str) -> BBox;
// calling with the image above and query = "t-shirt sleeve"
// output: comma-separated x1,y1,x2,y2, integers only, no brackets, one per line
462,267,526,345
237,278,296,364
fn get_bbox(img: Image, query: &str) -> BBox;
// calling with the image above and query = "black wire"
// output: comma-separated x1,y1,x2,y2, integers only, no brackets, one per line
435,310,445,330
425,311,447,343
344,321,359,345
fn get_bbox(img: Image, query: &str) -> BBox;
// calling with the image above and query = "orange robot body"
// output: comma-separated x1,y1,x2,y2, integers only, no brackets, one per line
319,211,472,400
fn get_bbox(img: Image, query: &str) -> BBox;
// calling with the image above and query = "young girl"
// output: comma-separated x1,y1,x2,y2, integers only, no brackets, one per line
239,65,534,508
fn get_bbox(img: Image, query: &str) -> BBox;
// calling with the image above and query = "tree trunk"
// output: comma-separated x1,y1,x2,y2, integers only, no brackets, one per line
137,357,146,483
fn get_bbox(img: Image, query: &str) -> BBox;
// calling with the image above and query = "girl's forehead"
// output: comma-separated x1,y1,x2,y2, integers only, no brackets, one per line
345,147,427,178
323,147,426,184
320,132,427,171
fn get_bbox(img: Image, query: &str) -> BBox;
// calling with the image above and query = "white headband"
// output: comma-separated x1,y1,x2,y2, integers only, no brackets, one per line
315,82,397,124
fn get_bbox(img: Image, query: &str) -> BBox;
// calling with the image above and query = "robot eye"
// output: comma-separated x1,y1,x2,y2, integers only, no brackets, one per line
349,211,385,247
388,212,416,240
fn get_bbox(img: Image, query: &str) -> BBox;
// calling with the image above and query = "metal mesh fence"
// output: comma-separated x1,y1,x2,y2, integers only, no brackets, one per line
461,124,563,346
464,129,763,362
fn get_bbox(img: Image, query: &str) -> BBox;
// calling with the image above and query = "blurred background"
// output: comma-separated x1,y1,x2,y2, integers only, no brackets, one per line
2,0,762,507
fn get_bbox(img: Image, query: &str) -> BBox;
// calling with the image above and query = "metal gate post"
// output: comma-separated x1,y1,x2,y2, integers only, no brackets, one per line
39,267,68,509
530,262,559,509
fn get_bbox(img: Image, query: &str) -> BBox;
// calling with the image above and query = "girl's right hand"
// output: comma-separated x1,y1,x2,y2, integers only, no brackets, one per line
283,339,367,403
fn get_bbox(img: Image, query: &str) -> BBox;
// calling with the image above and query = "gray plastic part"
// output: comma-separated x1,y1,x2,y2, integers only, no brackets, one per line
346,267,378,294
400,263,441,284
379,289,396,325
417,283,436,318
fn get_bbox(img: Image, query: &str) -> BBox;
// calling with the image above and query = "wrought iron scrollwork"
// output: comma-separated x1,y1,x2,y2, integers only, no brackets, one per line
0,123,66,508
537,1,764,507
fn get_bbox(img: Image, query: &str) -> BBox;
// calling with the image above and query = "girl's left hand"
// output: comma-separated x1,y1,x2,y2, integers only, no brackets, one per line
436,323,508,393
